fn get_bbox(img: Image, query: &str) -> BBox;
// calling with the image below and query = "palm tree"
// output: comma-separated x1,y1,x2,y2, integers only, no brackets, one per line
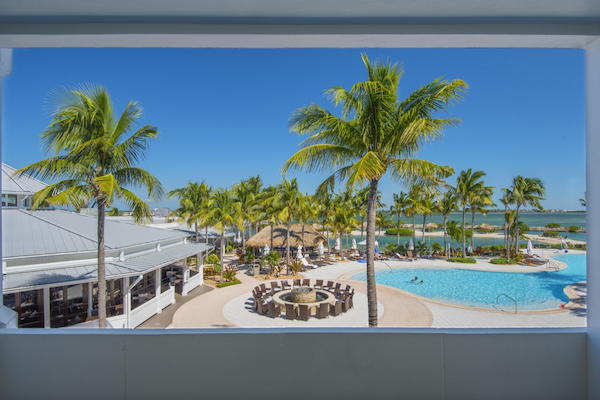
331,200,359,257
283,55,465,327
498,188,514,259
455,169,486,258
16,84,164,328
405,187,420,245
580,192,587,208
418,195,435,243
353,186,370,240
315,190,334,255
169,181,211,243
107,207,120,216
208,188,243,282
446,220,464,256
233,178,258,250
260,184,280,250
467,184,495,249
390,192,410,246
437,187,458,256
272,178,304,265
376,210,392,240
511,176,546,254
245,175,263,238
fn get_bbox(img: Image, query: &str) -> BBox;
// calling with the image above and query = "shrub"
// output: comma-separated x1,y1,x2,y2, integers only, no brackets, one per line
385,228,413,236
475,228,497,233
546,223,561,229
448,257,477,264
288,260,303,275
245,249,254,263
235,247,246,264
431,242,443,255
542,231,562,238
264,251,280,266
207,253,220,265
216,278,241,288
568,225,580,233
490,257,518,265
385,243,400,255
223,265,237,281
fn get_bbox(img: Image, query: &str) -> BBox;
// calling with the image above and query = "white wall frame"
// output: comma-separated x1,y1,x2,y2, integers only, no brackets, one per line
0,19,598,399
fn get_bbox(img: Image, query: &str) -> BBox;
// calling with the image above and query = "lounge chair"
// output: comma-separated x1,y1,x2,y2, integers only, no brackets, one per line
285,304,297,320
406,251,417,260
324,254,337,264
267,301,281,318
394,253,413,262
316,303,329,319
301,257,318,269
314,279,324,289
302,279,310,287
329,300,343,316
298,304,310,321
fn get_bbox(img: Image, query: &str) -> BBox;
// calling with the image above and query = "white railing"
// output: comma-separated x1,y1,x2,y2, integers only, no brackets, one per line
159,287,176,309
183,272,202,296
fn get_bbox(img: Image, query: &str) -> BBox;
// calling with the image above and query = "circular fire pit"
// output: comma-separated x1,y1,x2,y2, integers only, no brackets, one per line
290,287,316,303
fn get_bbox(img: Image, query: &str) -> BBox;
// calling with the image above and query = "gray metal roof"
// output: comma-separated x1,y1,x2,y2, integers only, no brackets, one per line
1,163,48,195
2,209,189,259
3,241,213,291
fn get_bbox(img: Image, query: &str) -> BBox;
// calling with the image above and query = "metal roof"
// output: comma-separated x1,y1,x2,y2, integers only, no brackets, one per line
2,209,189,259
3,241,212,291
1,163,48,195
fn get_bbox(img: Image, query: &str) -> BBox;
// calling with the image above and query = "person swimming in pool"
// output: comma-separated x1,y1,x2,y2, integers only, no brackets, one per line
411,276,418,282
420,280,424,284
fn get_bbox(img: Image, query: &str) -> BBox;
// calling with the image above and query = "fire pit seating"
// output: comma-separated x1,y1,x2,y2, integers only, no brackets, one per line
252,279,354,321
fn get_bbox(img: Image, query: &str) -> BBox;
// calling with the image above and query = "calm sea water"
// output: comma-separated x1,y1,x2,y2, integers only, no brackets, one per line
402,212,586,229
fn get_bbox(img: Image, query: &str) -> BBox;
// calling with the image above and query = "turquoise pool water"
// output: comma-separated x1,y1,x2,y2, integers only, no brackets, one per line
349,253,586,310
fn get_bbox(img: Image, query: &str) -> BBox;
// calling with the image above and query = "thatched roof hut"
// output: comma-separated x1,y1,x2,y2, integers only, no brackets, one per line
246,225,327,248
426,222,439,229
479,223,492,230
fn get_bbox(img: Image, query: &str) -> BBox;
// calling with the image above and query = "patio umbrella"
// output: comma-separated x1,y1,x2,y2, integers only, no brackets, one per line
236,231,241,243
374,240,379,254
358,240,366,246
297,245,303,259
352,238,357,250
408,239,414,250
468,245,473,254
335,237,341,251
264,243,270,256
527,240,533,255
561,239,569,250
318,242,325,257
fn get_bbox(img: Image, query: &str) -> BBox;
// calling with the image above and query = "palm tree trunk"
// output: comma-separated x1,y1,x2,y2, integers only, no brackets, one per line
396,213,401,247
366,178,379,328
205,226,209,244
195,222,199,243
270,223,274,250
471,210,475,250
219,233,225,282
443,216,448,257
97,200,107,328
422,214,427,242
411,214,416,244
514,206,521,256
361,215,365,241
302,224,305,247
286,218,291,266
241,228,246,251
462,207,467,258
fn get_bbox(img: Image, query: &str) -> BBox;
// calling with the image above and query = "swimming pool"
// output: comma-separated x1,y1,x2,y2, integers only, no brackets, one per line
349,253,586,310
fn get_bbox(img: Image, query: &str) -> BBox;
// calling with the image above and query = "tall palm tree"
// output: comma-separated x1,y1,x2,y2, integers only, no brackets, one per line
511,176,546,254
446,220,464,256
261,185,280,250
438,187,458,256
16,84,164,328
390,192,410,246
499,188,514,259
376,210,393,240
169,181,211,243
272,178,304,265
315,190,334,255
233,178,258,250
283,55,465,326
246,175,263,238
467,185,495,249
208,188,243,282
331,200,359,257
455,169,486,258
353,186,370,240
418,195,435,243
405,187,420,245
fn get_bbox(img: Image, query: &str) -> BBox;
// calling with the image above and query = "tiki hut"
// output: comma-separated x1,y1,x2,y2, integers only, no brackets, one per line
479,223,492,230
426,222,439,229
246,225,326,248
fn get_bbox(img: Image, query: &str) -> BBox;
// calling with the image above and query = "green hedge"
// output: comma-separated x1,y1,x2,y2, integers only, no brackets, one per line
216,278,241,288
385,228,413,236
542,231,562,238
568,225,581,232
545,223,561,228
448,257,477,264
490,257,519,265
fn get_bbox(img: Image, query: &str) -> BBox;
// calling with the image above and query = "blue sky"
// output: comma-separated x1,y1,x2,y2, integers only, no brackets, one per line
2,48,586,210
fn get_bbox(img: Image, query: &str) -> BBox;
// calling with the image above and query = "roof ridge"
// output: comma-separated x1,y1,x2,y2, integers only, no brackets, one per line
18,209,113,249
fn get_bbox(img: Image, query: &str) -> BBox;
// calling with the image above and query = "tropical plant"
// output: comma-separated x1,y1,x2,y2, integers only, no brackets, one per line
169,181,212,243
207,188,243,282
580,192,586,208
272,178,304,265
390,192,411,246
107,207,120,216
233,178,259,250
545,223,561,229
455,169,487,258
467,184,495,248
510,176,546,254
431,242,443,255
16,84,164,328
222,265,237,282
375,210,393,240
283,55,465,326
437,187,458,256
288,259,303,275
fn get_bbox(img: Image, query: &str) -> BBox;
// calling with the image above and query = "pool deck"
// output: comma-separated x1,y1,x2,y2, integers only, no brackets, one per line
163,250,586,329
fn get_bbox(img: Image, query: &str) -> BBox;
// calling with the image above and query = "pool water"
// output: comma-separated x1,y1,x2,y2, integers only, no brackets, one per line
349,253,586,310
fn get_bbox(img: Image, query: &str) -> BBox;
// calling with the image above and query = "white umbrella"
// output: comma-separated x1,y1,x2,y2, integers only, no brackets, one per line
352,238,357,250
335,237,341,251
318,242,325,257
408,239,414,250
297,245,303,259
561,239,569,250
467,245,473,254
236,231,241,243
527,240,533,255
358,240,367,246
264,243,270,256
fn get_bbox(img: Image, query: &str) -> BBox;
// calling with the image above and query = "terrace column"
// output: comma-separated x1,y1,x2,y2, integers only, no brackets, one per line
198,252,203,285
87,283,93,317
155,269,162,315
43,287,50,328
0,49,18,329
122,277,130,328
182,257,189,296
